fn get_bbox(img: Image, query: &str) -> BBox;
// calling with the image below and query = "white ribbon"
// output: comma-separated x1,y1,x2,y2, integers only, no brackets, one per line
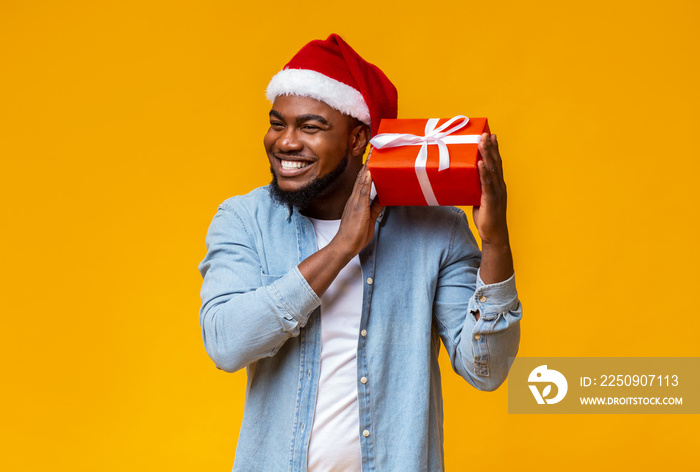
369,115,481,206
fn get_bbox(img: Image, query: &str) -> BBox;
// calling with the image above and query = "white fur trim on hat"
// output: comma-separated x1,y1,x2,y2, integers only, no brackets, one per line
266,69,371,126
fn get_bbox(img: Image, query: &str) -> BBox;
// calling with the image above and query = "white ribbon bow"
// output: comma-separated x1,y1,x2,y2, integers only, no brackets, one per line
369,115,481,206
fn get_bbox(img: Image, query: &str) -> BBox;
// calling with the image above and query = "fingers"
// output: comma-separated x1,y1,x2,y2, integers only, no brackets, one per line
477,133,494,194
345,163,373,212
477,133,505,195
357,163,372,201
478,133,502,174
359,165,383,223
490,134,502,168
338,163,380,253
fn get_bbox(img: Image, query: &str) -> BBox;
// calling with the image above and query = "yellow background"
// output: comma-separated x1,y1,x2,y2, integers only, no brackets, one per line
1,1,698,470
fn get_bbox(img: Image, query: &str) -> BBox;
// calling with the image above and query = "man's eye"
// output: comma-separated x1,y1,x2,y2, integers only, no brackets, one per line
302,125,320,131
270,121,284,129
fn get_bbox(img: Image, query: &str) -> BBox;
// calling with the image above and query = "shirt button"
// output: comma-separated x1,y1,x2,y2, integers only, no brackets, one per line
366,277,373,285
474,334,481,340
363,430,370,437
361,376,368,384
479,295,487,303
360,329,367,337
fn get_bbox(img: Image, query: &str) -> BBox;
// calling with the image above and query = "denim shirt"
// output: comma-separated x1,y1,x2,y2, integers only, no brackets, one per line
198,186,522,472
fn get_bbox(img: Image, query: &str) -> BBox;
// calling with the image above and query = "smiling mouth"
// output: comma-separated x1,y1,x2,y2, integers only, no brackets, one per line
279,159,311,170
273,153,315,173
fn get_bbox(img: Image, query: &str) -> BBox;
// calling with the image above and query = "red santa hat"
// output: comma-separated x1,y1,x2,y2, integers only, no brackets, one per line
266,34,398,137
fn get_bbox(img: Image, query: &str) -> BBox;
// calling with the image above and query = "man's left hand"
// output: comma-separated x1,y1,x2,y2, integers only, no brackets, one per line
472,133,514,284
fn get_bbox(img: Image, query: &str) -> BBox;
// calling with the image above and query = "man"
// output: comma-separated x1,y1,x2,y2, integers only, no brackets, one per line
199,34,521,471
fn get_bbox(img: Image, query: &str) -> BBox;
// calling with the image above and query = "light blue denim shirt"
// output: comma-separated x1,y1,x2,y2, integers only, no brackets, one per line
198,186,522,472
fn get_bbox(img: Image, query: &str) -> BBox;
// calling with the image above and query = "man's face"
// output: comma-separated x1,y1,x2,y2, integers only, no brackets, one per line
264,95,358,209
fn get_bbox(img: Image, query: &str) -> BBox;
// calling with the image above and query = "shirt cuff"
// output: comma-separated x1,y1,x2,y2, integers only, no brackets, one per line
265,266,321,327
472,269,519,319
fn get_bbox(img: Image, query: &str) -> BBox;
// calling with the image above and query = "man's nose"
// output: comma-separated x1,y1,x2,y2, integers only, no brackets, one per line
277,127,303,151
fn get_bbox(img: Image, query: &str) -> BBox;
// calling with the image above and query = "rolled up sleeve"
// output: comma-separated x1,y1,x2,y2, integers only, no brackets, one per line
433,210,522,392
198,207,321,373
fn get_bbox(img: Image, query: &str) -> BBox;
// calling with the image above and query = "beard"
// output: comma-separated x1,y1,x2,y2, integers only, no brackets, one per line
269,152,349,211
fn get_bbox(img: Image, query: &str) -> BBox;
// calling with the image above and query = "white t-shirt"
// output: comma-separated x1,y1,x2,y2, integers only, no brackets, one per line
306,218,363,472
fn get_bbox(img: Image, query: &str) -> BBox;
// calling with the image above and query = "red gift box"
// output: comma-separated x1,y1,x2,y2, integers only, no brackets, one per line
368,116,489,206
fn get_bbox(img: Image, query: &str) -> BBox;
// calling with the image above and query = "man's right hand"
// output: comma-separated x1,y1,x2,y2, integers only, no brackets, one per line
298,163,383,297
332,163,384,260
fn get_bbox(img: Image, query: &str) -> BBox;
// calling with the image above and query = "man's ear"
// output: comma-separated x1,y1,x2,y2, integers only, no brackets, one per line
349,123,370,158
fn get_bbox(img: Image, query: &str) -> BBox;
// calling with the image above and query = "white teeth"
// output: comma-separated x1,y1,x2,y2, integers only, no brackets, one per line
280,160,310,170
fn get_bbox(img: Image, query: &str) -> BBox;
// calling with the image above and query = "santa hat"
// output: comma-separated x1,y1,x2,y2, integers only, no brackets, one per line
266,34,398,137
